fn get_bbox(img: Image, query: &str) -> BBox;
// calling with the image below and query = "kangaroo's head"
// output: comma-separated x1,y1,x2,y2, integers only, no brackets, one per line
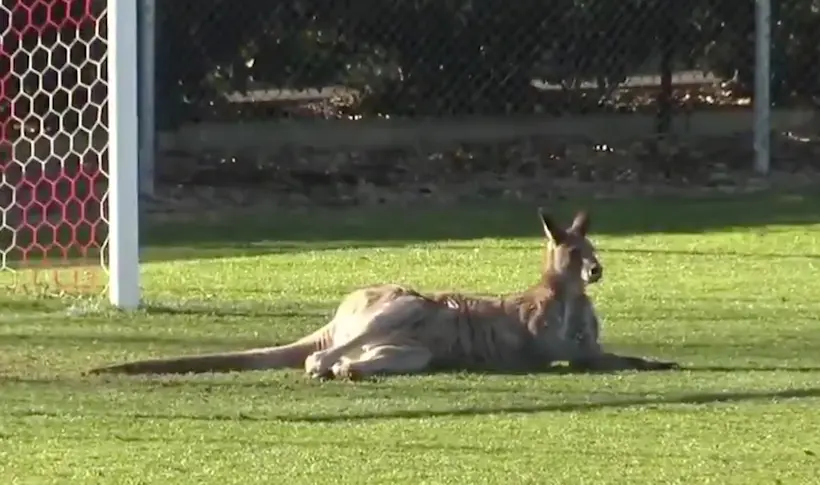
539,208,602,289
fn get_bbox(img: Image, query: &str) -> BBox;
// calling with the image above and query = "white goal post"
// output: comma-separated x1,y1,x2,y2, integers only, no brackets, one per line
108,0,141,309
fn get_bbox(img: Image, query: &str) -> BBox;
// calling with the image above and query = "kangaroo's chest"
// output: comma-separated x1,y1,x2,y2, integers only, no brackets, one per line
539,296,594,360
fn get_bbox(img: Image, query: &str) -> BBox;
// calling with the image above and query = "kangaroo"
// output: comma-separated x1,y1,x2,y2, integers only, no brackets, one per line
88,209,679,379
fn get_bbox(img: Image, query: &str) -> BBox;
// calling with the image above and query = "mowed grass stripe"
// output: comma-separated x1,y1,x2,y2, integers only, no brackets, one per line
1,194,820,484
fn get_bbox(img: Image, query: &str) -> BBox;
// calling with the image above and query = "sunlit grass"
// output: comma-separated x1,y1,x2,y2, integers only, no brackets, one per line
2,194,820,484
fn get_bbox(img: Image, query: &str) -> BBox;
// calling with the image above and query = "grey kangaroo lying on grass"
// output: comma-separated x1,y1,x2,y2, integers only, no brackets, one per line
89,208,680,379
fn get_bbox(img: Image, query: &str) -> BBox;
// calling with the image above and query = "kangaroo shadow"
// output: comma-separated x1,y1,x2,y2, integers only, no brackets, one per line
280,387,820,423
10,387,819,424
454,363,820,377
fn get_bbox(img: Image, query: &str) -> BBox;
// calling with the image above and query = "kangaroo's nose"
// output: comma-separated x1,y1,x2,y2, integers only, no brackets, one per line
589,265,603,279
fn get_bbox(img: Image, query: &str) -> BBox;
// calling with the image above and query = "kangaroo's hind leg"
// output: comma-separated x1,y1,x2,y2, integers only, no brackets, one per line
331,344,433,380
304,295,430,379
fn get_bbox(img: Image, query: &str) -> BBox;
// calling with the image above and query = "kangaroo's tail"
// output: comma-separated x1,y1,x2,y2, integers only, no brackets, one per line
86,325,333,376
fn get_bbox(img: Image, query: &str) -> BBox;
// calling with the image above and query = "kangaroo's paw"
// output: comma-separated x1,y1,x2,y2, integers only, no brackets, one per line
304,351,335,380
331,357,363,381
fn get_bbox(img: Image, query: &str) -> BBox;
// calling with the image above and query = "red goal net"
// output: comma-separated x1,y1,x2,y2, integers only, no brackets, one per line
0,0,109,293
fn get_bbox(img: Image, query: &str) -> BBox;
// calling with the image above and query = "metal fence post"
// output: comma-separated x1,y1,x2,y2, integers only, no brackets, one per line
138,0,156,197
754,0,772,175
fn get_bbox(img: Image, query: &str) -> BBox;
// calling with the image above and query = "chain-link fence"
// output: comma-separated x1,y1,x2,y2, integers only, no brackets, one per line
133,0,819,211
153,1,751,121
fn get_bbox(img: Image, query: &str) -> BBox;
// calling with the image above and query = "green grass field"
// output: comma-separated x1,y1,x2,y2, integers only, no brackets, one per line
2,194,820,484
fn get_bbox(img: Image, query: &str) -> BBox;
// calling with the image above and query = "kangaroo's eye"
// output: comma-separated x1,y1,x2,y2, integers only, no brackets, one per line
569,247,581,257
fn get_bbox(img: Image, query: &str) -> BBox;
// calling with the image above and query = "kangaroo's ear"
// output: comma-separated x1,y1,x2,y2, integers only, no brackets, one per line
538,208,565,244
569,210,590,237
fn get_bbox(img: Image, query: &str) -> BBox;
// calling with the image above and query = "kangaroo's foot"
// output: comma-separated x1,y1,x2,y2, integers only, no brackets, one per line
330,345,433,381
304,350,336,379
